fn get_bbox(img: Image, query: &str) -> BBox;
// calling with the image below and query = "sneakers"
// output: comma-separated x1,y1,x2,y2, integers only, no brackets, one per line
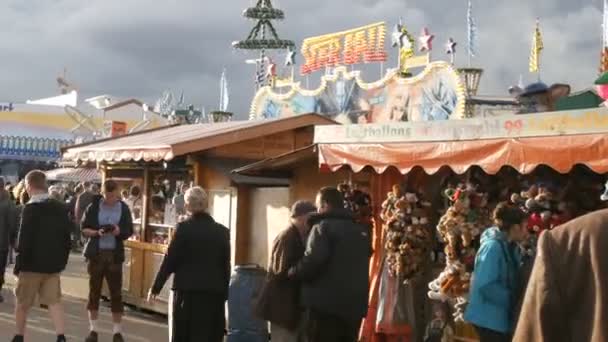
57,335,67,342
113,333,125,342
0,293,4,303
11,336,24,342
85,331,98,342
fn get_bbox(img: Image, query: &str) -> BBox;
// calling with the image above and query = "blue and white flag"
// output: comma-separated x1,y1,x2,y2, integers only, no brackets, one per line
603,0,608,47
177,90,185,107
219,68,229,112
467,0,478,60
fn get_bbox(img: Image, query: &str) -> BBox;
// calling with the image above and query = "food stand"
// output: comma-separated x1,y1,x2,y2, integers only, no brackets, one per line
319,107,608,342
61,113,335,314
233,107,608,341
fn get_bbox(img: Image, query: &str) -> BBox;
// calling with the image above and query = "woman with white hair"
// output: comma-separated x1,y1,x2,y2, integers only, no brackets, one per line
149,186,230,342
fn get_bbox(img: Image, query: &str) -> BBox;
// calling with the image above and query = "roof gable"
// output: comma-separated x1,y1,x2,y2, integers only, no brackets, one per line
63,113,336,162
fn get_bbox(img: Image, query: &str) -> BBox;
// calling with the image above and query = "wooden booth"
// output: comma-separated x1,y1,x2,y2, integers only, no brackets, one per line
234,107,608,342
61,113,335,314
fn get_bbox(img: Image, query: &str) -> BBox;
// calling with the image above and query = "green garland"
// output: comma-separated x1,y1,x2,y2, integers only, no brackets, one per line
243,7,285,20
232,39,295,50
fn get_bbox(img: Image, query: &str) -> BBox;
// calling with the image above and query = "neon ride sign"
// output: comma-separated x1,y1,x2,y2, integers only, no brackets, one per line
300,22,388,75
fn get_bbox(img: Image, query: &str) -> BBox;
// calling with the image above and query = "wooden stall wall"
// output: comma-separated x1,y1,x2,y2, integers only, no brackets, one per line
289,162,372,203
246,187,291,267
195,162,240,265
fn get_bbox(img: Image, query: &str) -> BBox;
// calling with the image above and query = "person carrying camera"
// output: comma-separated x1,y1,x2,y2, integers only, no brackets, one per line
81,180,133,342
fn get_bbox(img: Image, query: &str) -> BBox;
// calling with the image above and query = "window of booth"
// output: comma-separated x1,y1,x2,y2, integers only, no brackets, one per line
145,169,193,245
104,169,145,242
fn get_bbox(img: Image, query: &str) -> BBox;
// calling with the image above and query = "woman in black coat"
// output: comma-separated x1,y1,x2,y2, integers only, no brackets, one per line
149,186,230,342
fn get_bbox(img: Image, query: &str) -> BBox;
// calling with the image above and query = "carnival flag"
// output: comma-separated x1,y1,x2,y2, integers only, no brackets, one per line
529,18,544,73
602,0,608,48
219,68,229,112
177,91,185,107
467,0,478,64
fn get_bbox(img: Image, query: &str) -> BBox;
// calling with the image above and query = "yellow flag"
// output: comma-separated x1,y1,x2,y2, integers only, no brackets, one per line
529,19,544,73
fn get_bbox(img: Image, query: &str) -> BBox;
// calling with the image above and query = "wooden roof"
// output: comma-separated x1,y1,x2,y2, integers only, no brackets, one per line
232,145,317,177
62,114,336,162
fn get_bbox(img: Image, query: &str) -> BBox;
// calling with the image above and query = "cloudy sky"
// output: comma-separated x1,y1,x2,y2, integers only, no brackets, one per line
0,0,602,118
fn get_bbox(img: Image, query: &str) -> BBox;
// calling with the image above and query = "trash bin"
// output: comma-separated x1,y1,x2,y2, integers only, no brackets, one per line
227,264,269,342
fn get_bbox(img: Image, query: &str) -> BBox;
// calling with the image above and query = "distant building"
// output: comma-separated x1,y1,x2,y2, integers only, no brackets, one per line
0,91,168,181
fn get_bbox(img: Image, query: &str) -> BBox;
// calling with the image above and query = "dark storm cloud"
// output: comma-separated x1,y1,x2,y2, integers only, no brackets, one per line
0,0,603,118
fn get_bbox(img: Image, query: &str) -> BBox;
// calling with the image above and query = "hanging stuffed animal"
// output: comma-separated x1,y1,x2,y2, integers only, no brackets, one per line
382,185,433,282
429,182,491,321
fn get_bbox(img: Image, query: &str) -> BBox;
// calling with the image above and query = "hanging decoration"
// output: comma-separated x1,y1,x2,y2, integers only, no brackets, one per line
381,185,434,282
233,0,295,89
338,182,373,226
428,182,492,321
418,27,435,52
266,58,277,79
594,71,608,105
391,20,407,48
445,38,457,65
250,62,466,122
391,20,417,73
300,22,388,75
529,18,544,76
284,48,296,67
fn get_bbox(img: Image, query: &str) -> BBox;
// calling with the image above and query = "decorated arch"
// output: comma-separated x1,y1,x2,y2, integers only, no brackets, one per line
250,61,466,124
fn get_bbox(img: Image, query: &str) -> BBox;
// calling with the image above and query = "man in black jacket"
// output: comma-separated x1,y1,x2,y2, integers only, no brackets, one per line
255,200,317,342
0,176,17,303
81,180,133,342
289,187,371,342
149,186,230,342
13,170,71,342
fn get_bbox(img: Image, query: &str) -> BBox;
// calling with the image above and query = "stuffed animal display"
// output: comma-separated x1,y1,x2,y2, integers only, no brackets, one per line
428,182,492,321
338,182,373,225
381,184,434,282
518,183,567,234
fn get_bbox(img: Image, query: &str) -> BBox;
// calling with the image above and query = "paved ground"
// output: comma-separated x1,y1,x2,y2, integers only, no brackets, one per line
1,253,169,342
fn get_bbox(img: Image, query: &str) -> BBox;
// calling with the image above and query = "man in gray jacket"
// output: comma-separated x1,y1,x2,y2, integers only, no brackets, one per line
0,176,17,303
289,187,371,342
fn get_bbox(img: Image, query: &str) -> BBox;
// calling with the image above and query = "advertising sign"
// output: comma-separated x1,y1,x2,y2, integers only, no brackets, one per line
314,107,608,144
300,22,388,75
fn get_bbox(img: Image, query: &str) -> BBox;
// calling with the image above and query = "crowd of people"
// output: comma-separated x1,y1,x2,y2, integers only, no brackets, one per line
1,168,608,342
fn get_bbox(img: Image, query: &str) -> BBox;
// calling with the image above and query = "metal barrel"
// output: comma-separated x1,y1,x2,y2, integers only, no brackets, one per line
227,264,269,342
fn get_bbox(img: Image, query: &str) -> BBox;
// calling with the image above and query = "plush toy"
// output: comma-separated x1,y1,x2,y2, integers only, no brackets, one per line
513,82,571,114
430,183,491,321
601,181,608,202
523,184,564,233
381,184,403,222
382,185,433,282
428,261,472,321
351,189,373,224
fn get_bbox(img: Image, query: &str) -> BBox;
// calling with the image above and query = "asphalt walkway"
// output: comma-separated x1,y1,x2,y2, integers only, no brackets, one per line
0,253,168,342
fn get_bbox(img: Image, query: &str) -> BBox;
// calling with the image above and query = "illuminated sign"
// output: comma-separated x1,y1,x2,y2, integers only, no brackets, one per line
300,22,388,75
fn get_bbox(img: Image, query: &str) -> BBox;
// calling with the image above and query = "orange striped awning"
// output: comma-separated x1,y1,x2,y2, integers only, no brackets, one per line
318,133,608,175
